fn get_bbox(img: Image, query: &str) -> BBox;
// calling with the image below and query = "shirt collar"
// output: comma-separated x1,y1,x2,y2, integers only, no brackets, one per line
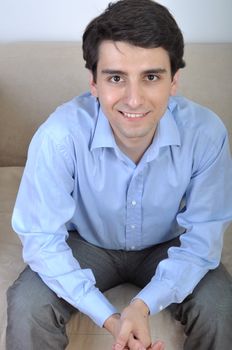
90,97,181,153
90,106,117,151
157,97,181,148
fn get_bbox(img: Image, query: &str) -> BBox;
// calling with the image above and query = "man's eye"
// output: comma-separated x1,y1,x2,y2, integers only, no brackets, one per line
146,74,158,81
110,75,122,83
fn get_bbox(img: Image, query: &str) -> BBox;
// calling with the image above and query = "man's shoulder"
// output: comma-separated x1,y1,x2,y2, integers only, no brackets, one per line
39,92,99,142
172,95,227,138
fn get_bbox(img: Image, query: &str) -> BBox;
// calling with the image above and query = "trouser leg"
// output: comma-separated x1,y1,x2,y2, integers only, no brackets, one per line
169,264,232,350
6,232,127,350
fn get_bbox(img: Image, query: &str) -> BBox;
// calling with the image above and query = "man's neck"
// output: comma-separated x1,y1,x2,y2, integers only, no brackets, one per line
115,134,155,165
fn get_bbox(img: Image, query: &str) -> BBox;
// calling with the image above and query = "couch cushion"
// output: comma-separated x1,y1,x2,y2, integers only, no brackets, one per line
0,43,89,166
1,43,232,167
0,167,23,245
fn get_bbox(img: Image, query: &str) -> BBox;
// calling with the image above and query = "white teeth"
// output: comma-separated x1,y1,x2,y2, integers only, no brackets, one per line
122,112,146,118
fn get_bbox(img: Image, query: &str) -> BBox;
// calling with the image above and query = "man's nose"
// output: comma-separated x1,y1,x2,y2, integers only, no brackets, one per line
123,82,144,109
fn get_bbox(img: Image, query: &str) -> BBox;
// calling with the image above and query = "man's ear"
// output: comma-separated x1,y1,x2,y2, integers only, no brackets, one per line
170,70,180,96
89,71,98,97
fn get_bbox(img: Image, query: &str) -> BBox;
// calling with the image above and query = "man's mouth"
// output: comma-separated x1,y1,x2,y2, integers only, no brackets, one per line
119,111,149,119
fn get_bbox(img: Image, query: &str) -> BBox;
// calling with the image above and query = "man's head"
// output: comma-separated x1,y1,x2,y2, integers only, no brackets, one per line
82,0,185,82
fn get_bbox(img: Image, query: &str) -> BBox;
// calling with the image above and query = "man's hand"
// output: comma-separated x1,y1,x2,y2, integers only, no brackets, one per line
114,299,151,349
104,299,165,350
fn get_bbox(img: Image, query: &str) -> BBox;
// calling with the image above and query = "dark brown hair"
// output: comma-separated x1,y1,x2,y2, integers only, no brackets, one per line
82,0,185,81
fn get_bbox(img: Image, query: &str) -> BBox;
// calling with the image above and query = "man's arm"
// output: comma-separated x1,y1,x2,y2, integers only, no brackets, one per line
109,124,232,349
12,128,117,327
134,129,232,318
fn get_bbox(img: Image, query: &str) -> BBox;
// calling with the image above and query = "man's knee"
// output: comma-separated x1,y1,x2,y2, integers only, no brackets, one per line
172,264,232,335
7,268,52,328
192,264,232,320
6,267,73,350
171,265,231,318
8,266,74,325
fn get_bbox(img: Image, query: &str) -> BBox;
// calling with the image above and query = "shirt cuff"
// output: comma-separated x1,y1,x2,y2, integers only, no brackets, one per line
76,287,118,327
133,279,176,315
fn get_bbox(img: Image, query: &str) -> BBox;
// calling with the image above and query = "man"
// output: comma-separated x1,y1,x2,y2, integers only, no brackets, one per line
7,0,232,349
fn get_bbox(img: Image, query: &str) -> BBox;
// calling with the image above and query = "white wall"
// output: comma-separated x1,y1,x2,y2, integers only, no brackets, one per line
1,0,232,43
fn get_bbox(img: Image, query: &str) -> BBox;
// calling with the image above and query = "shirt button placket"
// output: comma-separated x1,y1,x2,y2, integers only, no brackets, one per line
125,171,143,250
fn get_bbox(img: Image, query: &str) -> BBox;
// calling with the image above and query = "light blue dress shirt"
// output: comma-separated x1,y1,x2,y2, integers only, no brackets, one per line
12,92,232,327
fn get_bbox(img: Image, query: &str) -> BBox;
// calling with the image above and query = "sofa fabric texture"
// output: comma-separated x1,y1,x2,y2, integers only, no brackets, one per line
0,42,231,350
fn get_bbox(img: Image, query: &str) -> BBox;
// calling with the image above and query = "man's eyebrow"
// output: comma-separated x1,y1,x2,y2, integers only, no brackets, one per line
101,69,126,75
101,68,167,75
143,68,167,74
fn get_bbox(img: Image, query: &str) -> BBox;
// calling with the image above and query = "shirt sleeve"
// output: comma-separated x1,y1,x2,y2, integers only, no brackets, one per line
12,128,118,327
134,128,232,314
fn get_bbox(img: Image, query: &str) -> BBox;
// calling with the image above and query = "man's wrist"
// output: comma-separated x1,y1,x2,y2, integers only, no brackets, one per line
103,313,120,334
130,298,150,316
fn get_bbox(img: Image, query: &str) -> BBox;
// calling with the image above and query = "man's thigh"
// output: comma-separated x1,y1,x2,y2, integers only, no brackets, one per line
170,263,232,320
129,236,181,287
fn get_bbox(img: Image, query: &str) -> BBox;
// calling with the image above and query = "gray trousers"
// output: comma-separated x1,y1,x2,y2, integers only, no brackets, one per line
6,232,232,350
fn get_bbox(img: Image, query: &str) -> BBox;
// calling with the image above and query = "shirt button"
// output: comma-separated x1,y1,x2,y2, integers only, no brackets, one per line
131,200,137,206
131,225,136,229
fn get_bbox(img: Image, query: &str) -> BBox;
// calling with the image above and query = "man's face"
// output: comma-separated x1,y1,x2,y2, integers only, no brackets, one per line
90,40,179,149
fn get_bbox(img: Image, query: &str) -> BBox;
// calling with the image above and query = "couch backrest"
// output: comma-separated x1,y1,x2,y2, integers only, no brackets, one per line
0,42,231,166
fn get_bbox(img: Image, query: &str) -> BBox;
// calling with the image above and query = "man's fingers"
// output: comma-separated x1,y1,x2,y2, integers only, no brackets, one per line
112,345,129,350
113,321,132,350
113,335,165,350
128,333,146,350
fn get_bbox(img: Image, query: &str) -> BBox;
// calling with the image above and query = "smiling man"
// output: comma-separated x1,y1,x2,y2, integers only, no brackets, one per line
7,1,232,350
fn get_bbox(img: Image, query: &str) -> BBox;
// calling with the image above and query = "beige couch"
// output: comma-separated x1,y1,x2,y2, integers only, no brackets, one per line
0,42,232,350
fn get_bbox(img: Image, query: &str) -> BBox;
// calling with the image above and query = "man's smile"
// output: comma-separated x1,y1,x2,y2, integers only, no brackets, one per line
119,111,150,119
